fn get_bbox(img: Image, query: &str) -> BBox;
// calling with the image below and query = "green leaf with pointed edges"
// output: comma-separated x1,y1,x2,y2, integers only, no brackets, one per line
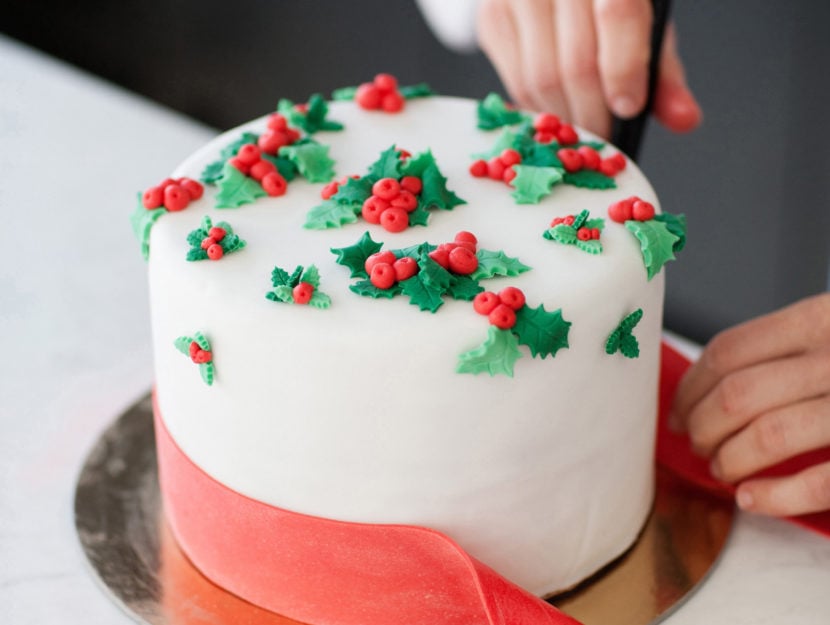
572,209,590,229
300,265,321,289
407,204,431,227
173,336,193,355
620,334,640,358
130,193,166,261
200,160,226,184
606,310,643,359
222,235,246,254
513,304,571,359
399,83,435,99
331,85,358,101
187,227,208,247
457,326,523,377
477,92,526,130
194,332,211,351
330,231,384,278
653,212,687,252
400,273,446,312
367,145,404,180
268,285,294,302
271,266,291,287
221,132,260,160
575,239,603,255
447,275,484,301
419,160,466,211
308,291,332,309
260,154,299,182
625,219,679,280
418,255,453,292
551,224,577,245
521,143,563,168
471,249,532,280
215,162,266,208
287,265,304,287
350,280,401,298
332,176,374,204
510,165,564,204
395,242,434,259
278,94,343,134
278,142,335,183
187,248,209,261
620,308,643,333
576,140,606,151
584,218,605,230
472,127,522,159
304,200,359,230
563,170,616,190
200,362,215,386
399,150,435,179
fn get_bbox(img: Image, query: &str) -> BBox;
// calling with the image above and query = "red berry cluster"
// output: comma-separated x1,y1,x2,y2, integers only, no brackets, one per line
608,196,655,223
355,73,405,113
199,226,230,260
550,215,601,241
188,341,213,364
469,148,522,185
257,113,301,154
558,147,626,176
365,251,419,290
472,287,526,330
533,113,578,145
229,142,288,197
292,281,315,305
361,176,424,233
427,231,480,274
320,174,360,200
143,177,204,211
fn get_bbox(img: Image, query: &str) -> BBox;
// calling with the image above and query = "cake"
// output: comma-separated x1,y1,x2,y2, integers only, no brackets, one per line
133,76,685,623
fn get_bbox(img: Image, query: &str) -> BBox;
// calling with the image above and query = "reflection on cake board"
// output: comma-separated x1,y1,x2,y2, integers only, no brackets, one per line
74,393,734,625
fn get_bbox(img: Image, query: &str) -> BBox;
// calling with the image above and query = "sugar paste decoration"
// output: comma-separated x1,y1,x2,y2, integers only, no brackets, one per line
543,209,605,254
332,73,434,113
305,145,465,232
331,231,531,313
608,196,687,280
276,93,344,134
130,177,205,260
469,113,627,204
173,331,215,386
185,216,246,261
458,288,571,377
266,265,332,308
476,93,529,130
606,309,643,359
199,113,336,208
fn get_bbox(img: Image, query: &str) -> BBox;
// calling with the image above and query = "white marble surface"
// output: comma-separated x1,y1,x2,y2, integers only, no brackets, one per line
1,34,829,625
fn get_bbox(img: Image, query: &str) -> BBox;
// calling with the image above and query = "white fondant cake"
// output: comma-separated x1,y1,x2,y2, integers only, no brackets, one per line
147,95,664,596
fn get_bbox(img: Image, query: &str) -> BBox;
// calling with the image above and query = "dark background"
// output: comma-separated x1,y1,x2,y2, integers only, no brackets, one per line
4,0,828,343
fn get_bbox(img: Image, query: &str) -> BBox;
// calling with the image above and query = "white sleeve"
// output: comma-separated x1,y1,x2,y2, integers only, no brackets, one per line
415,0,481,53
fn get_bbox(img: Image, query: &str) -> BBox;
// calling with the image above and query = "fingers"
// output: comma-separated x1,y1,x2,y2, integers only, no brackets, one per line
736,460,830,517
652,25,702,132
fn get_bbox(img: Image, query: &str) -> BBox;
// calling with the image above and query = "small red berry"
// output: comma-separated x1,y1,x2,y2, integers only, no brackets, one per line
428,248,450,269
577,227,592,241
364,250,397,274
370,263,397,290
372,177,401,201
321,181,340,200
454,231,477,246
563,215,575,226
534,112,561,133
502,166,517,185
557,148,584,173
534,131,556,144
381,91,405,113
400,176,423,195
591,228,601,240
608,197,636,223
201,236,216,250
498,287,526,311
236,143,261,165
556,123,579,145
192,349,213,364
390,190,418,212
380,207,409,232
550,216,564,227
437,242,458,254
500,148,522,166
632,200,655,221
267,114,288,131
577,146,601,170
229,156,250,175
164,184,189,211
393,257,418,281
249,159,277,181
295,103,309,114
487,157,506,181
489,304,517,329
448,246,478,275
473,291,500,316
207,244,224,260
374,73,398,92
292,282,314,304
189,341,200,359
179,178,204,200
262,172,288,196
355,83,382,110
285,128,301,144
361,196,389,224
258,130,290,154
397,148,412,160
598,158,620,177
469,159,488,177
142,186,163,209
608,153,627,172
208,226,226,241
158,178,177,191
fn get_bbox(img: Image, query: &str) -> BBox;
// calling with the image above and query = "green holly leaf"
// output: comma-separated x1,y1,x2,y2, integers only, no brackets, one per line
368,145,404,180
620,334,640,358
572,209,589,229
550,224,577,245
510,165,564,204
625,219,680,280
308,291,332,309
215,162,266,208
267,285,294,302
606,309,643,358
332,176,374,205
271,266,291,287
471,249,532,280
287,266,304,286
477,92,527,130
575,239,603,255
260,154,299,182
408,204,431,227
173,336,193,355
399,83,435,99
200,362,215,386
349,280,401,298
200,160,225,184
331,85,358,101
221,132,260,160
221,234,246,254
395,242,434,259
418,255,453,292
447,275,484,301
330,231,384,278
278,142,335,183
399,273,446,312
300,265,321,288
576,140,606,151
563,170,616,190
304,200,359,230
653,212,687,252
130,193,166,261
521,143,563,168
278,94,344,134
187,248,209,261
513,304,571,359
473,126,525,160
418,156,466,211
620,308,643,333
193,332,211,351
457,326,523,377
584,218,605,230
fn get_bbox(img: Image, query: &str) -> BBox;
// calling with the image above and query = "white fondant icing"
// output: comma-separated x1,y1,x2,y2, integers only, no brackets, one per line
148,96,665,595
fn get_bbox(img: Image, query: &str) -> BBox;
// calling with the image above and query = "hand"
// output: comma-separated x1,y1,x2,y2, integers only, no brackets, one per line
671,294,830,517
476,0,702,139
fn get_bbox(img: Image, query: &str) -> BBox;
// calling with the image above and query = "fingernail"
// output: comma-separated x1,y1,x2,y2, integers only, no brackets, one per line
709,458,722,480
736,489,754,510
612,95,640,118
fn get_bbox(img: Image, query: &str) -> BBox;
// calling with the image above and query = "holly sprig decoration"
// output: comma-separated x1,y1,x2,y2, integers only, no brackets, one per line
457,287,571,377
331,231,531,313
276,93,344,134
332,73,434,113
305,145,465,231
606,309,643,358
265,264,331,308
543,209,605,254
173,331,215,386
476,93,529,130
185,216,246,261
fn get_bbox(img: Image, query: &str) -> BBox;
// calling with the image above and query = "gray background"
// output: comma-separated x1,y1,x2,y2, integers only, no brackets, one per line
3,0,828,342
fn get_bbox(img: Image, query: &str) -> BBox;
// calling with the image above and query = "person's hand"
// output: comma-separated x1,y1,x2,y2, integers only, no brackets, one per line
670,293,830,516
476,0,702,139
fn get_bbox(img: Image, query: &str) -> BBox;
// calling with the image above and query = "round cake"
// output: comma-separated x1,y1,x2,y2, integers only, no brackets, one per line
135,81,683,617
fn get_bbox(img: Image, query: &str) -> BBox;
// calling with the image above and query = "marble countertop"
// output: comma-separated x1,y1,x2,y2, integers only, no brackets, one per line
1,34,829,625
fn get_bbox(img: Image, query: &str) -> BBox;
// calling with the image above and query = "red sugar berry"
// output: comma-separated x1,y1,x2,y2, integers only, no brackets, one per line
500,148,522,166
355,83,382,110
262,172,288,196
381,91,405,113
534,112,561,133
563,215,575,226
142,186,163,209
632,200,655,221
192,349,213,364
286,128,302,143
448,246,478,275
361,196,389,224
557,148,584,173
533,130,556,144
158,178,177,191
577,227,592,241
207,243,224,260
250,159,277,181
163,184,189,211
258,130,290,154
556,123,579,145
374,73,398,92
487,157,506,181
469,159,488,177
550,216,564,227
189,341,200,359
321,181,340,200
380,207,409,232
598,158,620,177
236,143,261,166
370,263,397,290
591,228,601,240
428,247,450,269
454,231,477,246
498,286,526,311
201,236,216,250
365,250,397,274
473,291,500,316
397,148,412,160
489,304,517,330
295,103,309,114
372,177,401,201
608,153,627,172
390,189,418,212
577,146,601,170
267,114,288,131
229,156,250,175
400,176,423,195
453,241,477,253
608,197,636,223
292,282,314,304
437,242,458,253
208,226,226,241
393,257,418,281
503,166,517,185
179,178,204,200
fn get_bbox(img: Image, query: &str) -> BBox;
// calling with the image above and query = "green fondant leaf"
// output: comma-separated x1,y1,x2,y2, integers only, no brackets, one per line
522,143,563,168
260,153,299,182
408,204,431,227
399,273,446,313
173,336,192,355
625,219,679,280
418,255,453,292
304,200,359,230
584,218,605,230
395,242,434,259
200,160,225,184
331,85,358,101
477,92,527,130
330,232,384,279
193,332,211,351
572,209,590,229
221,132,260,160
457,326,523,377
186,248,209,262
471,249,532,281
510,165,564,204
575,239,603,255
200,362,215,386
278,94,344,134
620,334,640,358
512,304,571,359
332,176,374,204
563,170,616,190
368,145,405,180
653,212,687,252
130,193,166,261
222,235,246,254
606,309,643,359
301,265,321,289
419,158,466,211
271,266,291,287
620,308,644,333
278,142,336,183
447,275,484,301
270,285,294,302
287,265,304,287
308,291,332,309
350,280,401,299
399,83,435,99
215,163,266,208
551,224,577,245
